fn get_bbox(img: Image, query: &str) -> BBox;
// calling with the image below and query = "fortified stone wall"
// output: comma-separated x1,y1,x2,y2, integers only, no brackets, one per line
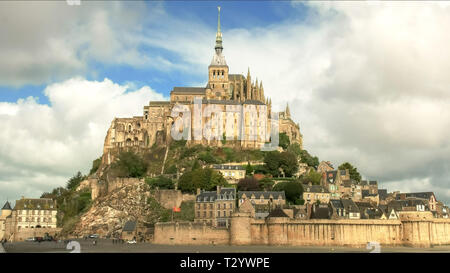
154,214,450,247
154,190,182,210
154,222,229,245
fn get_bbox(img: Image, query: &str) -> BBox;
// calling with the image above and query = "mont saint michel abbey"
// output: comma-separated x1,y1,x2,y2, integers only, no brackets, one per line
102,8,302,164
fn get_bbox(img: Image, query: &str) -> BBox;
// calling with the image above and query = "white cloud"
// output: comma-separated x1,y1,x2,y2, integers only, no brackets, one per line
0,78,166,202
1,1,450,205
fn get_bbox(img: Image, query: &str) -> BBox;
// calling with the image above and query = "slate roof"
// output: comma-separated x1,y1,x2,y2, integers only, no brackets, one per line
310,205,330,219
122,221,137,232
330,199,344,209
378,189,388,200
369,181,378,186
213,164,245,170
341,199,360,213
228,74,245,81
303,184,329,193
362,190,378,198
360,180,368,186
171,87,206,94
340,170,347,176
197,188,236,202
404,192,435,200
2,201,12,210
267,207,289,218
14,198,56,210
238,191,285,200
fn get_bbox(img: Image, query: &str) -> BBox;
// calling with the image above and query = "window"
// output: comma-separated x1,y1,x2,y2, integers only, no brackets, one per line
197,212,200,218
217,211,220,217
209,211,212,218
217,204,220,209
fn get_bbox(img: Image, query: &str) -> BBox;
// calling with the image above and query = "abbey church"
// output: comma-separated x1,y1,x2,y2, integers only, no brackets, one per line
102,7,302,165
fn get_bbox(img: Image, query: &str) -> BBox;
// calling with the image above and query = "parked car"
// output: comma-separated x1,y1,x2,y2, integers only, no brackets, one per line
127,239,137,244
35,237,44,242
25,237,36,242
89,234,99,239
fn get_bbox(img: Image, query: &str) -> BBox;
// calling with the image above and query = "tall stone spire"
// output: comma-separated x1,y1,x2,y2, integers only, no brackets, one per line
286,103,291,118
215,6,223,55
210,6,226,66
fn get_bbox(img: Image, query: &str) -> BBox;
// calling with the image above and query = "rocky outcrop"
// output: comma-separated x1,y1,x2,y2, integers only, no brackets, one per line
70,181,165,238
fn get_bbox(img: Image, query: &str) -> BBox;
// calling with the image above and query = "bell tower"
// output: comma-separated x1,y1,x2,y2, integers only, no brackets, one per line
207,6,230,100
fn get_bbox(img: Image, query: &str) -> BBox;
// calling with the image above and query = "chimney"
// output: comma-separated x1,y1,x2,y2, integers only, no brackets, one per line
217,186,221,195
196,188,201,195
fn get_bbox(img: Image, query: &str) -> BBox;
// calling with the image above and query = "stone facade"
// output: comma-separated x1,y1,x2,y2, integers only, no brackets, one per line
154,211,450,247
212,164,246,184
194,187,236,227
0,198,59,242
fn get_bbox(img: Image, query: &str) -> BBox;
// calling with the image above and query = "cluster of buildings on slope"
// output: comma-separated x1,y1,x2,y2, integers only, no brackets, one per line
0,197,59,242
193,161,449,227
101,8,302,167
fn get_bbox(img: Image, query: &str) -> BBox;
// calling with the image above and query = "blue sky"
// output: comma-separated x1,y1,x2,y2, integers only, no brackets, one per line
1,1,450,206
0,1,311,104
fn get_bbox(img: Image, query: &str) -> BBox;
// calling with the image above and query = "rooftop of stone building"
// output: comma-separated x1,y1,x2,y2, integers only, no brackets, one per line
238,191,285,200
171,87,206,94
2,201,12,210
267,207,289,218
302,184,329,193
212,164,245,170
196,187,236,202
14,198,56,210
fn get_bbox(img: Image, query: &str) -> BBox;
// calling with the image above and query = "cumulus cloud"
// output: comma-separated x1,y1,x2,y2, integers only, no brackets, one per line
1,1,450,205
161,1,450,203
0,78,166,203
0,1,172,86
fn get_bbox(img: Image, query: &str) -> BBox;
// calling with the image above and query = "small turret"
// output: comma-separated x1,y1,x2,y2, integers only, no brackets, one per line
260,81,264,102
285,103,291,118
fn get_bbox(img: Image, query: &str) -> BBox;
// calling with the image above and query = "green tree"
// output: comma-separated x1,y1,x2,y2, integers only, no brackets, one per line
237,177,260,191
221,132,227,145
264,151,298,177
338,162,362,182
279,132,290,150
299,170,322,185
299,149,319,169
191,160,201,170
145,176,175,189
279,151,299,177
112,151,147,178
178,168,228,193
287,143,302,157
264,151,282,177
89,157,102,175
273,181,303,204
66,171,85,191
245,162,254,176
165,164,177,174
259,178,274,191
